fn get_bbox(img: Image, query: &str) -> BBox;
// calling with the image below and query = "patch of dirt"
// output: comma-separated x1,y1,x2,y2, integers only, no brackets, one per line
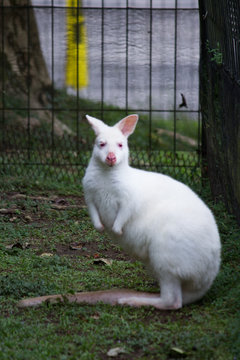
0,192,85,225
56,242,133,262
0,192,132,262
1,192,86,207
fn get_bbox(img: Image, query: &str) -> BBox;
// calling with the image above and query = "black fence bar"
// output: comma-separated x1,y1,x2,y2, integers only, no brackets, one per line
173,0,178,161
1,0,5,166
27,1,30,161
0,107,199,113
51,0,55,163
101,0,104,120
199,0,240,224
125,0,129,116
1,5,200,11
148,0,153,150
76,0,80,153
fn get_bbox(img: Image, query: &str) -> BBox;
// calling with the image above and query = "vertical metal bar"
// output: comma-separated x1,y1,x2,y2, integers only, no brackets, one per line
125,0,129,116
198,108,201,169
173,0,178,161
101,0,104,120
51,0,55,163
1,0,5,167
149,0,153,151
27,0,31,161
197,12,201,171
76,0,79,153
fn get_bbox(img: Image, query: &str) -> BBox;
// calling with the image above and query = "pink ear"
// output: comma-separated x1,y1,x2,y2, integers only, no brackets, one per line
115,114,139,138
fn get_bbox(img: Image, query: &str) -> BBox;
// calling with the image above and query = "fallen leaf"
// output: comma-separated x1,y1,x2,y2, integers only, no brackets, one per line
5,243,22,250
69,243,83,251
9,217,17,222
11,193,54,202
93,258,113,266
107,347,126,357
0,208,18,215
170,347,187,358
10,193,27,200
53,198,68,206
51,204,68,210
5,242,30,250
24,215,33,222
51,204,83,210
40,253,54,257
90,313,100,320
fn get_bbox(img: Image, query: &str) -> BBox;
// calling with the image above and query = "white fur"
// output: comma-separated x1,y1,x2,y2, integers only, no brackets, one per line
82,114,221,309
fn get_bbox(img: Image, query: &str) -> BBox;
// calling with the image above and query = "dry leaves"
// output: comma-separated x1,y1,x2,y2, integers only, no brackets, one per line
93,258,113,266
9,193,86,210
10,193,56,201
39,253,54,257
169,347,187,358
5,242,30,250
107,347,127,357
0,208,18,215
69,243,83,251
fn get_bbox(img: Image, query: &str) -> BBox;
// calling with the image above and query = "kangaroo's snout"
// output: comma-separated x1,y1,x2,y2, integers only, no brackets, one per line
106,152,117,166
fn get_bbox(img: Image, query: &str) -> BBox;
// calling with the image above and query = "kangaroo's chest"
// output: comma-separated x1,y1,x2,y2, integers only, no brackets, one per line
93,184,120,229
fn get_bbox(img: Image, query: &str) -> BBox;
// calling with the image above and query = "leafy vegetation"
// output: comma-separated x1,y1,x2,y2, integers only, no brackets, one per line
0,172,239,360
206,40,223,65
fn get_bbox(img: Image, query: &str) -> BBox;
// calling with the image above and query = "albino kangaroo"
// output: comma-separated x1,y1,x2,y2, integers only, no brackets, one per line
82,114,221,310
17,114,221,310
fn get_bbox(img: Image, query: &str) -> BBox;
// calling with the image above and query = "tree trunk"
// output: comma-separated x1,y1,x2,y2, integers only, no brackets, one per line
1,0,51,107
0,0,73,137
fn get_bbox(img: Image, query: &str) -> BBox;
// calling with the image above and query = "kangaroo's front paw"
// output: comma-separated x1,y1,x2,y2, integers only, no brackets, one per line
94,223,105,233
112,224,123,236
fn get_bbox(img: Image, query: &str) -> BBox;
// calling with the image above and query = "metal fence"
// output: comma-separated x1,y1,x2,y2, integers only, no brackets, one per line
0,0,201,185
199,0,240,224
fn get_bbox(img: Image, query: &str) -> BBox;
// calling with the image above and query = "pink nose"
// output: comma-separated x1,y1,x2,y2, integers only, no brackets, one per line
106,152,117,166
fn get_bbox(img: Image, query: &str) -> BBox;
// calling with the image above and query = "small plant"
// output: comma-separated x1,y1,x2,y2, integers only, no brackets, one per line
206,40,223,65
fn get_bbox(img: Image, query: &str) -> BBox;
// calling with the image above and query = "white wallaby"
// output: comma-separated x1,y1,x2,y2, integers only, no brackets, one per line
82,114,221,310
17,114,221,310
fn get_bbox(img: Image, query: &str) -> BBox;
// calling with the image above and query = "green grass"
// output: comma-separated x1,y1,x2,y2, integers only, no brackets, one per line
0,173,239,360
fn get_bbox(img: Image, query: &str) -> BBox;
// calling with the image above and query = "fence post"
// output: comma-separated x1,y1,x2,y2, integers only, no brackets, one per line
199,0,240,225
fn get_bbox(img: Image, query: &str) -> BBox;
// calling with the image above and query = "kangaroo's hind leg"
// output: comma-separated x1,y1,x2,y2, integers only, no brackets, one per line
118,275,182,310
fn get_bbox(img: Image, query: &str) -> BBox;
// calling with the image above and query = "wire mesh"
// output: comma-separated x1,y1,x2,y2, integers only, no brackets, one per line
0,0,201,186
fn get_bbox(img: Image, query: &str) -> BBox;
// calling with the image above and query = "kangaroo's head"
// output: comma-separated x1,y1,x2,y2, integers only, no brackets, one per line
86,114,139,168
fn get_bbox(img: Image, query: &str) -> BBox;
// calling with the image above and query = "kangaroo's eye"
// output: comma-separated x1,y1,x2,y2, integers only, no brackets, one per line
99,142,106,148
118,143,123,148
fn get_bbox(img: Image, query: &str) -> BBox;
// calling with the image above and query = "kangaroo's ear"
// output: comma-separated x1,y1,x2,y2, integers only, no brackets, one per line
85,115,107,136
114,114,139,138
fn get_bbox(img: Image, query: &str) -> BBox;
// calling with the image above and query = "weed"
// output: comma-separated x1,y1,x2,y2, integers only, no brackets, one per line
206,40,223,65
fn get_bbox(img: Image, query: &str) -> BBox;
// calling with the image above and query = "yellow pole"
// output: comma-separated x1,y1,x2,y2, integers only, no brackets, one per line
66,0,88,89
